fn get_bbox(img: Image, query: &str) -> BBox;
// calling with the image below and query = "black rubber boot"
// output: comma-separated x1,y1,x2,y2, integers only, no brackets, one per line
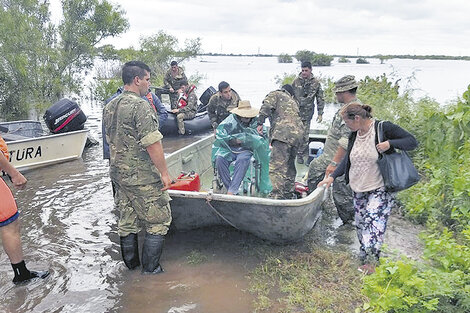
141,233,165,274
120,233,140,270
12,260,50,285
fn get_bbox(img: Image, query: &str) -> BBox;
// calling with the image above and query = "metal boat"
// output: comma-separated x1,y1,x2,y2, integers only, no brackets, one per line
0,120,88,171
166,135,327,243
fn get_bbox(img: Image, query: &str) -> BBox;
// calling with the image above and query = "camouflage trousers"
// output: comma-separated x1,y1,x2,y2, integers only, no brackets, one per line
307,157,355,224
297,119,311,159
176,112,196,135
114,182,172,237
269,140,297,199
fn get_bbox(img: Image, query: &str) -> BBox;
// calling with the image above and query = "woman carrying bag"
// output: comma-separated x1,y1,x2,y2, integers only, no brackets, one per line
318,102,418,274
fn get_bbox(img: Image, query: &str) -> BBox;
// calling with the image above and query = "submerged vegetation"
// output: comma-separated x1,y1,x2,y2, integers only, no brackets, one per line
248,73,470,312
278,53,293,63
295,50,334,66
356,58,370,64
0,0,129,120
91,30,202,101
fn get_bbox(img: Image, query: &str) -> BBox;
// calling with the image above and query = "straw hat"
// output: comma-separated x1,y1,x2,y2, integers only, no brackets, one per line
333,75,359,93
230,100,259,118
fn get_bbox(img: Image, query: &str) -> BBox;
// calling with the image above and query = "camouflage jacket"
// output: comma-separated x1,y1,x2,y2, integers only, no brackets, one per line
258,89,303,146
163,66,188,90
207,90,241,128
103,91,164,186
179,89,198,115
319,99,361,166
292,73,325,121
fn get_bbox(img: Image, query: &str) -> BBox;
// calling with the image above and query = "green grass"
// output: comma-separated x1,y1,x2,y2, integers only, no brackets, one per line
247,247,367,312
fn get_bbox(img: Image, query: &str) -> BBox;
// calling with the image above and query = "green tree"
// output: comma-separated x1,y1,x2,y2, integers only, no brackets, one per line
278,53,293,63
92,31,203,101
311,53,333,66
0,0,128,120
58,0,129,95
295,50,316,63
134,31,201,86
0,0,55,119
356,57,370,64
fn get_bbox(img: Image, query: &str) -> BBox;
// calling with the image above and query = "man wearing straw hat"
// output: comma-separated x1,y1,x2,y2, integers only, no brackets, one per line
212,100,271,195
307,75,359,224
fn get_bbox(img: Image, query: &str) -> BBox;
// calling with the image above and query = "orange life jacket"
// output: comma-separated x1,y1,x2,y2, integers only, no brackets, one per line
0,135,9,161
0,176,18,223
145,92,157,113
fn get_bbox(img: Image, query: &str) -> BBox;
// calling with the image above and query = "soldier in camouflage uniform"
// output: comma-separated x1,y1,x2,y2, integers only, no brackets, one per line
292,61,325,164
171,84,198,135
207,81,241,131
103,61,172,274
257,85,303,199
164,61,188,109
307,75,359,224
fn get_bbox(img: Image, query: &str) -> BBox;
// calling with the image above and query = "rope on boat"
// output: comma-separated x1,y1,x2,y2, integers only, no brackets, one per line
205,192,239,229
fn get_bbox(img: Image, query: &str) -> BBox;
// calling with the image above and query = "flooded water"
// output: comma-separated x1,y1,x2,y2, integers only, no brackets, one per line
1,55,460,313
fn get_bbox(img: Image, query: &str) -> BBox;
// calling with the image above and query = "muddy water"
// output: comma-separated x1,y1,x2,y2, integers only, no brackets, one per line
0,101,423,313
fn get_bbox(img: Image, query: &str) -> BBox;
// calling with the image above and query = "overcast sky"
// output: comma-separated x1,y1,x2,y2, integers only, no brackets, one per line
50,0,470,56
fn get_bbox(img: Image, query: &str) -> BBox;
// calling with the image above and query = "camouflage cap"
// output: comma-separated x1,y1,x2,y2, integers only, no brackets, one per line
333,75,359,93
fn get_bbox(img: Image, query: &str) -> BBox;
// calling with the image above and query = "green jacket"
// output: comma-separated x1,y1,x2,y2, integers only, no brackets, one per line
212,114,272,194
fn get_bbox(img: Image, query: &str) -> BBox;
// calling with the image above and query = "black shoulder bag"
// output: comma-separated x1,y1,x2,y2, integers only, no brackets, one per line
377,121,420,192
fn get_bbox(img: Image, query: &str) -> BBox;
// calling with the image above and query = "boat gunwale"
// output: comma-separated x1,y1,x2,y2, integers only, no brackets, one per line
168,186,326,206
5,129,89,145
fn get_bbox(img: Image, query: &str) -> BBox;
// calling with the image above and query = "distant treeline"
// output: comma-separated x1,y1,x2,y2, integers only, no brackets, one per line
201,52,470,61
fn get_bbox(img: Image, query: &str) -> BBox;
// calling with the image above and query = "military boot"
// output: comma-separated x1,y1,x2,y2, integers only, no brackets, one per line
141,233,165,274
120,233,140,270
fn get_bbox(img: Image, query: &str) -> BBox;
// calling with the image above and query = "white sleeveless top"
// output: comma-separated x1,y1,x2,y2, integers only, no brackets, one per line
349,122,384,192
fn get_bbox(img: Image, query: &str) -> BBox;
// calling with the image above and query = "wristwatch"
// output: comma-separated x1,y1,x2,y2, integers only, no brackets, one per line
330,161,338,167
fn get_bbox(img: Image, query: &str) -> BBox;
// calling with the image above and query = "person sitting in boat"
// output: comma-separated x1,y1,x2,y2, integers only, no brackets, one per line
212,100,272,195
102,86,168,160
164,60,188,109
207,81,241,132
171,84,198,135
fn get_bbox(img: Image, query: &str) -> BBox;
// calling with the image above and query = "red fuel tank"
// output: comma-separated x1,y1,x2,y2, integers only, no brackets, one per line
169,172,201,192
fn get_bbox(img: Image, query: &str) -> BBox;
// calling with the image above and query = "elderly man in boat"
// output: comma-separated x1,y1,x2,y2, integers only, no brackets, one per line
212,100,271,195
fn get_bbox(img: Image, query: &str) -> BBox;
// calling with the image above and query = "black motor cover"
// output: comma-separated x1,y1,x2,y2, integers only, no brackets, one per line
198,86,216,106
43,98,87,133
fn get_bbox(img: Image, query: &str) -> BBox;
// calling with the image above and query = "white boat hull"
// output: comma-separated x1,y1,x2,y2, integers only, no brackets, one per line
5,128,88,171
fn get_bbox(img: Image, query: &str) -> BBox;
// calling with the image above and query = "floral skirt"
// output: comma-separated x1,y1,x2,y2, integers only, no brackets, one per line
353,187,395,264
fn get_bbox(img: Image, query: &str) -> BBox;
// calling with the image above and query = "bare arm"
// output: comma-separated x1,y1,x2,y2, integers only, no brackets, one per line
0,153,27,189
325,146,346,177
146,141,171,191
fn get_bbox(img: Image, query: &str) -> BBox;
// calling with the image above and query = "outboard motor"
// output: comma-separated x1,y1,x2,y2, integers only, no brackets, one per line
199,86,216,106
197,86,216,113
43,98,87,134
